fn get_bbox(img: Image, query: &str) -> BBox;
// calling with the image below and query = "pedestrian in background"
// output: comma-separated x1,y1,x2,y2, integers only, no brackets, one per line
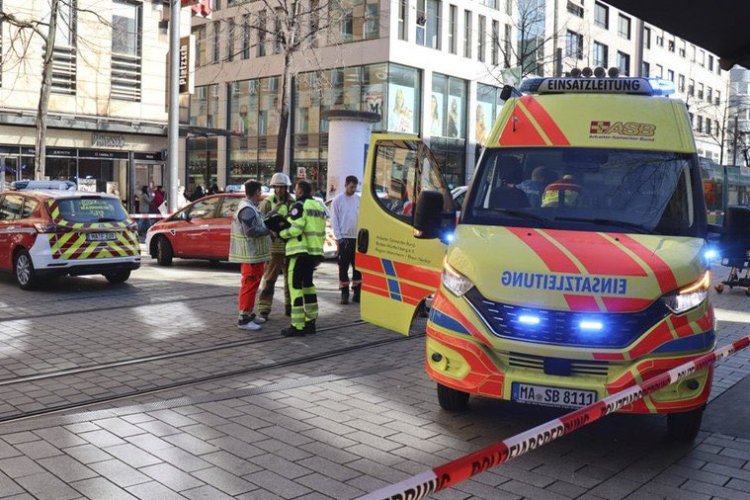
138,185,153,236
229,180,272,331
279,180,326,337
330,175,361,304
257,172,295,321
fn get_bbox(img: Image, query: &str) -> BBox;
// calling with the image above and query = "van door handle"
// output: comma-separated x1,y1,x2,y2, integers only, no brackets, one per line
357,229,369,253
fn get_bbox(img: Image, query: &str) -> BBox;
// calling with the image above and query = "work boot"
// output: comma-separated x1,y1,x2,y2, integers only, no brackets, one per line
281,326,306,337
352,286,361,303
304,319,316,335
340,288,349,305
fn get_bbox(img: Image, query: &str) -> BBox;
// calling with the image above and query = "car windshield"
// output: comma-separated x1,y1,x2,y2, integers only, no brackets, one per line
465,148,703,236
56,197,129,223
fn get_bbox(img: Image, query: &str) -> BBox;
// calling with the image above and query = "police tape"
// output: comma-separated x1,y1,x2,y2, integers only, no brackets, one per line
128,214,168,219
359,334,750,500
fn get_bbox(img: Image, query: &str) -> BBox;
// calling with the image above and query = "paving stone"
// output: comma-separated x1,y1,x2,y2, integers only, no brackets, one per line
32,428,87,448
0,470,24,497
296,472,364,499
139,462,205,492
245,470,312,499
92,418,144,439
15,440,63,460
16,472,81,500
0,456,46,479
126,481,186,500
249,453,312,479
62,444,112,465
70,477,138,500
192,466,257,495
181,484,236,500
38,455,97,482
79,430,127,448
88,459,151,488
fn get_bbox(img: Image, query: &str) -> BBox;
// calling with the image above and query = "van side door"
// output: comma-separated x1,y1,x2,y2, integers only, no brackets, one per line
357,134,453,335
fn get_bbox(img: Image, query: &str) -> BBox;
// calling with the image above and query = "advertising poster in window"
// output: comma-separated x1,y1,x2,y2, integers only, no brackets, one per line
387,83,416,133
365,83,384,117
447,95,462,138
475,101,493,146
429,92,444,137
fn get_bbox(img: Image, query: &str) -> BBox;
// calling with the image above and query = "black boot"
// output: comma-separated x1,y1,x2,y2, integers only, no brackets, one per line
281,325,306,337
352,286,361,303
304,320,316,335
340,288,349,305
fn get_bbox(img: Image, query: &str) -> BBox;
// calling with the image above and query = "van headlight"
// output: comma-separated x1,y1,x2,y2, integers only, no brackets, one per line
442,262,474,296
663,272,710,314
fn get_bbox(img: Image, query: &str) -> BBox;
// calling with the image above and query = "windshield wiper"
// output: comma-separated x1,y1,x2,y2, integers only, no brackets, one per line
97,217,120,223
553,216,654,234
483,208,551,225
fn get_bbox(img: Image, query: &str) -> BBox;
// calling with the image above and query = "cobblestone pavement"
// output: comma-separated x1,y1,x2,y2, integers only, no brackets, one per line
0,258,747,499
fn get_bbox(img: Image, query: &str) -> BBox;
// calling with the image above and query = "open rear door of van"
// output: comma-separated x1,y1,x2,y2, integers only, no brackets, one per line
356,134,452,335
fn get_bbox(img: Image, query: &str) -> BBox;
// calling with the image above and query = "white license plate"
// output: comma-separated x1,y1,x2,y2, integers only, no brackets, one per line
87,232,116,241
511,382,597,409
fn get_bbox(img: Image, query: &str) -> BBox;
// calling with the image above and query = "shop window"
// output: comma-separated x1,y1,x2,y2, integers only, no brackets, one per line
431,73,466,139
387,64,421,134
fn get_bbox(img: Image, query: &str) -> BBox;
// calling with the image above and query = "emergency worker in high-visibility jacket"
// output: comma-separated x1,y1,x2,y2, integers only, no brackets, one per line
278,180,326,337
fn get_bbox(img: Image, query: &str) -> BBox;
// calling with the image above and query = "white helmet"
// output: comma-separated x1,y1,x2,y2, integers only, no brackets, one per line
269,172,292,187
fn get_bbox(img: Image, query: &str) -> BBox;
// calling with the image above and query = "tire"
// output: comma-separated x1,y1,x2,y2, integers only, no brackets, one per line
156,237,173,266
104,270,131,284
437,383,469,411
667,407,704,442
209,259,220,265
13,249,38,290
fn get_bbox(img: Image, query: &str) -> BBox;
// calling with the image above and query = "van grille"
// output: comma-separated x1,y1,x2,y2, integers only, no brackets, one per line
465,288,668,349
507,352,610,377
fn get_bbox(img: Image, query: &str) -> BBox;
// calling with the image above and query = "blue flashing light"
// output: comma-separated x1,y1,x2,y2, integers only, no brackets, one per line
579,320,603,331
648,78,676,96
443,232,455,243
518,314,541,326
703,248,720,261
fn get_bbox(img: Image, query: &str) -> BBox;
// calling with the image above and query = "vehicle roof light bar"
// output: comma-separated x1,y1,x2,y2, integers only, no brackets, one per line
519,77,676,97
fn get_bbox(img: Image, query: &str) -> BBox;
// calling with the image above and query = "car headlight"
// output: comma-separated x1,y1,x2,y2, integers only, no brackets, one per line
663,271,710,314
442,261,474,296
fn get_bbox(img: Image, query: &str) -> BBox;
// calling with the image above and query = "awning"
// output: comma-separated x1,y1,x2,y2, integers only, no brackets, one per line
605,0,750,70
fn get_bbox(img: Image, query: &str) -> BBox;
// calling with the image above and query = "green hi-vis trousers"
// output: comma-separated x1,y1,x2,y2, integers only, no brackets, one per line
288,254,320,329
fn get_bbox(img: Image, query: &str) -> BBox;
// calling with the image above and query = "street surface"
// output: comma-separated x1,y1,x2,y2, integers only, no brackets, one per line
0,255,748,499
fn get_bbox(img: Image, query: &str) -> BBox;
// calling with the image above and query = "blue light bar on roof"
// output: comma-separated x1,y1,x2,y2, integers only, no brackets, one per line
519,77,675,97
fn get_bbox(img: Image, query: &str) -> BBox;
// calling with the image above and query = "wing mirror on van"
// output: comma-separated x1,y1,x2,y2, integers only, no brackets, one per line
414,191,455,244
706,223,724,242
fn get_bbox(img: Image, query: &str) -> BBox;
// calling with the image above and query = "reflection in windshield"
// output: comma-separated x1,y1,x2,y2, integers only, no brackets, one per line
465,148,701,236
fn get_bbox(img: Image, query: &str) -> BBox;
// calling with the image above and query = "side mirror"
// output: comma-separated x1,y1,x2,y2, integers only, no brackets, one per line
706,223,724,242
414,191,445,240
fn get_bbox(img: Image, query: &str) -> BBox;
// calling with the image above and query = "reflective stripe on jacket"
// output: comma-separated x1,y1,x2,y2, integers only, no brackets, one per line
229,199,271,263
280,197,326,257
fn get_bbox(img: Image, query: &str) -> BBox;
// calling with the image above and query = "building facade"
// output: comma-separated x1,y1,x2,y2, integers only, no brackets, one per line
0,0,191,210
188,0,729,192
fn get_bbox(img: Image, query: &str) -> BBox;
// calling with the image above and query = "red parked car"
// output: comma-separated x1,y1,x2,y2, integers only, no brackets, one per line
146,192,337,265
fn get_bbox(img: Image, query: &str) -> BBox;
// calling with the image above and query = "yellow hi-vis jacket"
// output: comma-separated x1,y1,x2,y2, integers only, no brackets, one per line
260,193,295,254
280,197,326,257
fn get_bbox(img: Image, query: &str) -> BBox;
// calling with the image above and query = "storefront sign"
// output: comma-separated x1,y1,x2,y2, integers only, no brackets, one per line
21,147,35,156
179,35,196,95
78,149,129,160
134,152,160,161
0,146,19,155
91,134,126,148
46,147,76,157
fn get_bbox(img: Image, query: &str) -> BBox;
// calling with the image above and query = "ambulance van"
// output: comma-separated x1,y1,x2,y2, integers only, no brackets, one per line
357,75,718,441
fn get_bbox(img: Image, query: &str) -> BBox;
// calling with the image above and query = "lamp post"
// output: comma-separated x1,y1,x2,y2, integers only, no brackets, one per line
168,0,181,213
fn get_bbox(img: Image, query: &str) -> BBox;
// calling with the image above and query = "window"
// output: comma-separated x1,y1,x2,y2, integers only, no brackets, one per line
567,1,583,18
310,0,320,47
667,69,674,82
227,19,235,62
643,26,651,49
593,41,608,68
699,49,705,66
257,10,266,56
448,5,457,54
331,0,380,43
566,30,583,59
690,44,696,62
688,79,695,96
218,197,241,218
46,0,77,95
617,51,630,76
478,15,486,62
678,74,685,92
697,82,704,99
618,14,631,39
399,0,407,40
704,119,711,135
715,90,721,106
242,15,250,59
194,26,206,66
505,0,512,15
641,61,650,77
463,11,472,58
274,8,283,54
669,39,675,53
504,24,511,67
111,1,142,101
187,197,220,220
656,34,663,46
212,21,220,64
427,0,442,49
696,115,703,132
706,87,712,103
688,112,694,126
491,20,499,65
594,2,609,29
0,194,23,221
708,54,714,71
654,64,663,78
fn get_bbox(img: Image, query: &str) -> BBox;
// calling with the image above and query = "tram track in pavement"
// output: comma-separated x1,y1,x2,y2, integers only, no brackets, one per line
0,327,425,425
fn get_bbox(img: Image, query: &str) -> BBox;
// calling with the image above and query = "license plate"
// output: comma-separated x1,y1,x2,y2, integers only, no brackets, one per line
511,382,597,409
87,232,116,241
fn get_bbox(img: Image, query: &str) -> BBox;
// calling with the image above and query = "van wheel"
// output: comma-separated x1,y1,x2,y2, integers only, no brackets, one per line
104,270,131,284
14,250,38,290
667,407,704,442
156,237,173,266
437,383,469,411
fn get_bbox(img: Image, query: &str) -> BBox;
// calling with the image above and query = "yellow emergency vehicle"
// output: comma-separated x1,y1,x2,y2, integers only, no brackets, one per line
357,75,718,441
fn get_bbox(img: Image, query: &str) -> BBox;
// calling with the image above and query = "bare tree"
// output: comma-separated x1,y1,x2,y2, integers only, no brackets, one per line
1,1,108,179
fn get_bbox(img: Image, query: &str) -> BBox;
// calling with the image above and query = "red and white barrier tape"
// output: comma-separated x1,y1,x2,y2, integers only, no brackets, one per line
359,335,750,500
128,214,169,219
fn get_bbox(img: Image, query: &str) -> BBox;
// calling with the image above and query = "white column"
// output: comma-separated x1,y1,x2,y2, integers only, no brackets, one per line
465,79,478,182
422,68,433,144
325,112,380,200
